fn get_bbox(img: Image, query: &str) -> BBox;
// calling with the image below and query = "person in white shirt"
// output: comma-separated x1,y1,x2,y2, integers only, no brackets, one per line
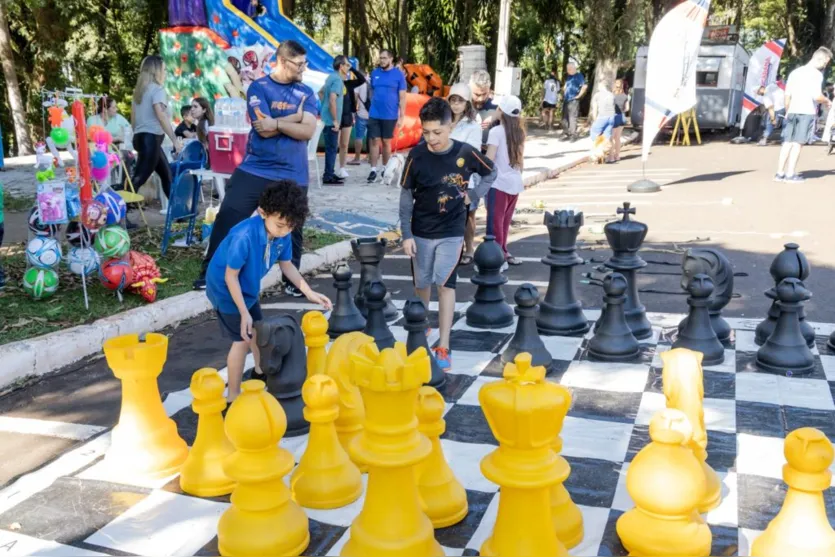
758,82,786,145
351,78,370,165
485,95,525,268
447,82,482,265
775,47,832,183
540,72,560,130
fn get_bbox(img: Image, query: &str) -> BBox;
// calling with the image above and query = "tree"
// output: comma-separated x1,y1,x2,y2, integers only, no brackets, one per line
0,0,33,155
584,0,642,95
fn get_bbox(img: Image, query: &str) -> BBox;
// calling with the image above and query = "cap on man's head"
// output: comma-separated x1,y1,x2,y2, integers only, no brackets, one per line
497,95,522,117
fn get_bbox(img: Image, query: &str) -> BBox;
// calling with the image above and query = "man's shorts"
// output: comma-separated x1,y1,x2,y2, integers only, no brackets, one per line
354,116,368,140
783,114,816,144
216,302,263,342
367,117,397,140
411,236,463,290
340,111,354,129
590,115,615,140
542,101,557,109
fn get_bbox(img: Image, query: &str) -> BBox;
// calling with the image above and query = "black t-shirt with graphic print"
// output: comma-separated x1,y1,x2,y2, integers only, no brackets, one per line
400,139,495,239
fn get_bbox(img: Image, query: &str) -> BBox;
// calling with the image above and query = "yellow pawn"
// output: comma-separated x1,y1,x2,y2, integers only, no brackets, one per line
616,409,711,557
415,386,468,528
551,436,584,549
661,348,721,512
751,427,835,557
180,368,236,497
340,343,443,557
218,380,309,557
291,374,362,508
303,311,330,378
479,354,570,557
103,333,188,479
325,331,373,471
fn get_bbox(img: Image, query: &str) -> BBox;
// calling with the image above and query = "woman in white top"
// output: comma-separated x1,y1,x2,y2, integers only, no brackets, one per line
447,82,482,265
485,95,525,267
87,97,132,146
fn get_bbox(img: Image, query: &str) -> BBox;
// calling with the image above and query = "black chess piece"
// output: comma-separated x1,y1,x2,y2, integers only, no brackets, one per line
403,299,445,389
678,248,734,343
756,278,815,375
588,273,641,362
536,210,590,336
254,314,309,436
827,329,835,353
362,279,396,350
595,203,652,340
466,235,515,329
673,274,725,366
502,284,553,371
352,237,398,321
755,243,814,348
327,263,366,339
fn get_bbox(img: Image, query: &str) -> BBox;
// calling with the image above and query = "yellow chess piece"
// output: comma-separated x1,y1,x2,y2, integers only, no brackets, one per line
325,331,373,471
103,333,188,479
179,368,236,497
303,311,330,378
478,354,570,557
218,380,309,557
661,348,721,512
291,374,363,508
551,435,584,549
750,427,835,557
340,343,443,557
415,386,468,528
616,408,711,557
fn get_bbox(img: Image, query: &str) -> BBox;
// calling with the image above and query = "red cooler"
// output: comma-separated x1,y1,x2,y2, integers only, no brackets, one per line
208,127,249,174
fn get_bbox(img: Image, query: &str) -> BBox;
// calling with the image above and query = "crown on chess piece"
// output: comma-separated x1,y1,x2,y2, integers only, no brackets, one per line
350,342,431,393
543,210,584,259
604,203,648,268
770,243,809,283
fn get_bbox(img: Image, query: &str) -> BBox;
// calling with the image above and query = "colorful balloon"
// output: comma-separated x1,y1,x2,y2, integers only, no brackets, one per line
91,151,108,169
50,127,69,147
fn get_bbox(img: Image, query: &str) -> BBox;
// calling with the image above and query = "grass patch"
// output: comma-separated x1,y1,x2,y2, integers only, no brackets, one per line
3,194,36,213
0,225,348,345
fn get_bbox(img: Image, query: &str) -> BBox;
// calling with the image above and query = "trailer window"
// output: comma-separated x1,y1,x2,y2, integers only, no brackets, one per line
697,71,719,87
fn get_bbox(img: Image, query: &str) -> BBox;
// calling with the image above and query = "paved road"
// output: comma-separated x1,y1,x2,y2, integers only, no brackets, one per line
1,135,833,493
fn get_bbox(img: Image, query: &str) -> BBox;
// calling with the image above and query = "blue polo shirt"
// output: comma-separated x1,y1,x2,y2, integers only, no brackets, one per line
206,216,293,314
564,73,585,102
240,76,319,186
369,67,406,120
321,71,346,127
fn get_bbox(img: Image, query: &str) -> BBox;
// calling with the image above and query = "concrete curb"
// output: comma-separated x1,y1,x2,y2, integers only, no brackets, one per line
0,239,355,390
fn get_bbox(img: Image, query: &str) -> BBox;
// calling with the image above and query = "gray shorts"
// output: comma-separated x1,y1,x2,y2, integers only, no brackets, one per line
783,114,816,144
411,236,463,289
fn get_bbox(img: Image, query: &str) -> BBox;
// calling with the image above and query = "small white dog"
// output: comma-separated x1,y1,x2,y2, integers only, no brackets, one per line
381,153,406,186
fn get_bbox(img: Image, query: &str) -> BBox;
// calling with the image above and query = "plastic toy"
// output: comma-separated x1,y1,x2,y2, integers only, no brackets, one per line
128,250,167,303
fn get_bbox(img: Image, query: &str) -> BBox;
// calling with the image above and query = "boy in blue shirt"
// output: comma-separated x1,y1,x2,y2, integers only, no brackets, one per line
206,180,332,402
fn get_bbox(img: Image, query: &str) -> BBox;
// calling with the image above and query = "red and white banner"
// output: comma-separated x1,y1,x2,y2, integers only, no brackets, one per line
741,39,786,121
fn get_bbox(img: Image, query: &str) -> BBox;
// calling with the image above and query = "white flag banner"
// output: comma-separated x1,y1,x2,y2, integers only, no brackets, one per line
641,0,712,161
741,39,786,121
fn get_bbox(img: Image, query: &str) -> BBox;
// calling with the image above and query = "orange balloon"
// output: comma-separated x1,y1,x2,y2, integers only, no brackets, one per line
48,106,64,128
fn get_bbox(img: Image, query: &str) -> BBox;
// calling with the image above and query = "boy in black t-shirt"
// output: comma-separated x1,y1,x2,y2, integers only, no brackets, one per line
175,105,197,139
399,97,497,371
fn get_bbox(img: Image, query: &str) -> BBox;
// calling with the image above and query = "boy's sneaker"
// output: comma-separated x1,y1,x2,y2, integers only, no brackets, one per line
284,283,304,297
773,173,785,182
337,167,350,179
367,170,377,183
784,175,806,183
433,347,451,371
193,275,207,290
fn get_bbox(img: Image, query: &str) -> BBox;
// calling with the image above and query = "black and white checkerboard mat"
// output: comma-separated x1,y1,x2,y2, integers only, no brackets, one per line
3,302,835,557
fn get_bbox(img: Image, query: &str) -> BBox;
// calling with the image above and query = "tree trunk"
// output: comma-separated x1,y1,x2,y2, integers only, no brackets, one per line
343,0,350,56
825,0,835,51
0,0,33,155
352,0,371,69
281,0,296,18
592,57,618,99
397,0,409,59
97,0,113,91
785,0,801,56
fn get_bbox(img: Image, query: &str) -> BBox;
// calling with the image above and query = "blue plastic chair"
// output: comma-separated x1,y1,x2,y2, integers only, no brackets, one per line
160,172,201,256
169,140,207,180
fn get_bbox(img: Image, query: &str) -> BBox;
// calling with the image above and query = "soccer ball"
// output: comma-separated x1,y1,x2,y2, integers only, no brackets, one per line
66,247,100,276
99,258,134,291
95,189,126,225
22,267,59,300
28,206,62,238
81,200,109,232
25,237,63,269
94,225,131,259
65,221,94,248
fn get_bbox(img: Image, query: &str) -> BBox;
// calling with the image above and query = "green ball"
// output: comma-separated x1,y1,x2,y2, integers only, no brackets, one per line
50,127,69,147
94,225,131,259
22,267,59,300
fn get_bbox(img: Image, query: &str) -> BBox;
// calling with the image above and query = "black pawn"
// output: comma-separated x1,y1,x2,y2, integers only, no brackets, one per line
673,274,725,366
502,284,553,372
403,299,445,389
588,273,640,362
466,235,514,329
755,243,814,348
678,248,734,343
756,278,815,375
363,280,395,350
327,263,366,339
352,237,399,321
827,329,835,353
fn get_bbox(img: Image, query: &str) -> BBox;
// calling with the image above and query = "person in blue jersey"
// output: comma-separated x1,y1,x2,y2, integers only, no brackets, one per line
207,182,332,402
194,40,319,294
366,49,407,183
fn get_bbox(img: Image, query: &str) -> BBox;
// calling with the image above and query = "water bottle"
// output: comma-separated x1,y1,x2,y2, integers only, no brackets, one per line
216,98,227,127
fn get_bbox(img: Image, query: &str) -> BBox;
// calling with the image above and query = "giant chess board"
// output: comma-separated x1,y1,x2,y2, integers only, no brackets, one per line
2,302,835,557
